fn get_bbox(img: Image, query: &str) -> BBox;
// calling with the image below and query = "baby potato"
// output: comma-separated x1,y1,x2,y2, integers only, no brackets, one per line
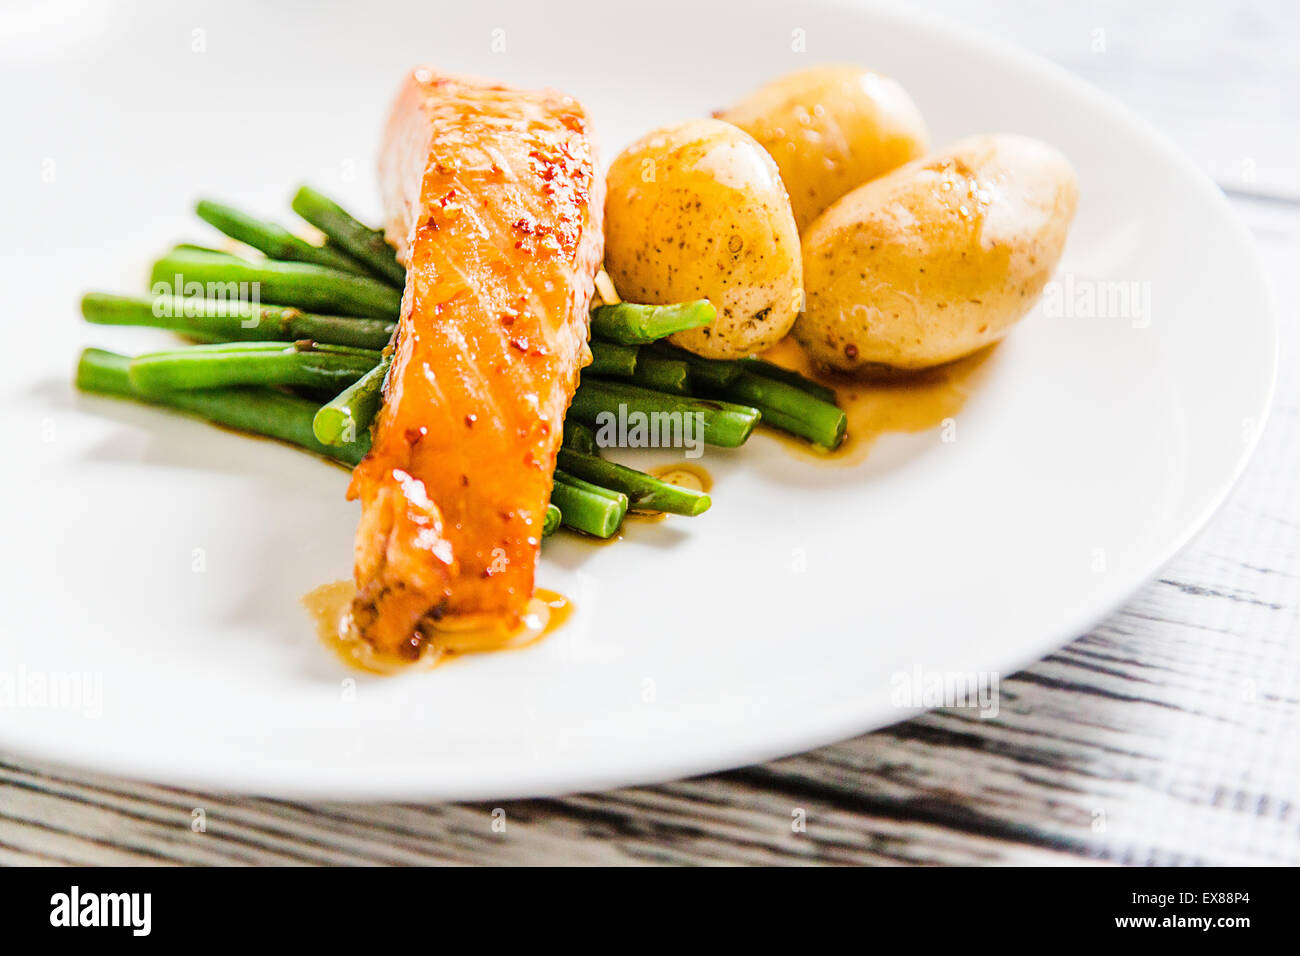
603,118,802,358
718,65,928,232
797,133,1078,371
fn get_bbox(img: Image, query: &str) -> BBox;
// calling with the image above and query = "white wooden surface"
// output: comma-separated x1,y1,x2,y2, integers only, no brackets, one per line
2,0,1297,865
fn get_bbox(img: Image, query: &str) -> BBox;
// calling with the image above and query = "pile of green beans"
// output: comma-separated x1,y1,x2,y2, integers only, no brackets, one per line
75,188,845,539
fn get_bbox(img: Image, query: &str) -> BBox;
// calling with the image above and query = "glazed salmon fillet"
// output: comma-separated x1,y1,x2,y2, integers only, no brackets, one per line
348,69,604,656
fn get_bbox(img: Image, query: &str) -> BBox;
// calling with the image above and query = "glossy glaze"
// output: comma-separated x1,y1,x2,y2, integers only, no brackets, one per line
349,70,603,655
305,580,572,672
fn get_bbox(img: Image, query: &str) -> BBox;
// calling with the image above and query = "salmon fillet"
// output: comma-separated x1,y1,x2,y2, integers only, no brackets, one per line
347,69,603,656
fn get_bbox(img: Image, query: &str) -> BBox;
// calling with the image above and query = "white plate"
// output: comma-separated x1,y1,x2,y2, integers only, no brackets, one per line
0,0,1275,799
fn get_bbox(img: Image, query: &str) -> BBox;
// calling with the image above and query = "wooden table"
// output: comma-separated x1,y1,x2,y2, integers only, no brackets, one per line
3,0,1297,865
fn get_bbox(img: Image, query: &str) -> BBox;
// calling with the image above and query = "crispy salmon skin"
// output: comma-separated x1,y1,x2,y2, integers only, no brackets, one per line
348,69,603,656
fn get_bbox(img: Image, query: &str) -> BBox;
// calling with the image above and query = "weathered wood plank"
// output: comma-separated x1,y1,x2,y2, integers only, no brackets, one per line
0,756,1090,865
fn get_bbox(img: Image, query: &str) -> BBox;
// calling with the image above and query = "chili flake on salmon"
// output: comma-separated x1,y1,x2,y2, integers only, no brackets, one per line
348,69,604,656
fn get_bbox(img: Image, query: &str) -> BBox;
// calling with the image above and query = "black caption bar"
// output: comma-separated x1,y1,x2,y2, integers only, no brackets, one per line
0,865,1279,942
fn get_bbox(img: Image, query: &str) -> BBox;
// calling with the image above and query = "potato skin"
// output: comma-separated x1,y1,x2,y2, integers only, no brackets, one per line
796,134,1079,372
718,65,928,232
603,118,802,358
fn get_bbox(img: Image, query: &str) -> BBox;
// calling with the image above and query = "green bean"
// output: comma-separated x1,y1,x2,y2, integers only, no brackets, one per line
557,448,710,516
550,472,627,538
569,380,759,448
81,292,394,350
76,348,368,466
196,198,369,274
290,185,405,286
127,341,380,396
590,300,714,344
150,249,401,319
313,353,391,447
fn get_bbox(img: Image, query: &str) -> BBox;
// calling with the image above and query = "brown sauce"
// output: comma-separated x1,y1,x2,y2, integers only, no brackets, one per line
647,463,713,493
623,511,666,524
304,580,572,674
759,338,996,465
